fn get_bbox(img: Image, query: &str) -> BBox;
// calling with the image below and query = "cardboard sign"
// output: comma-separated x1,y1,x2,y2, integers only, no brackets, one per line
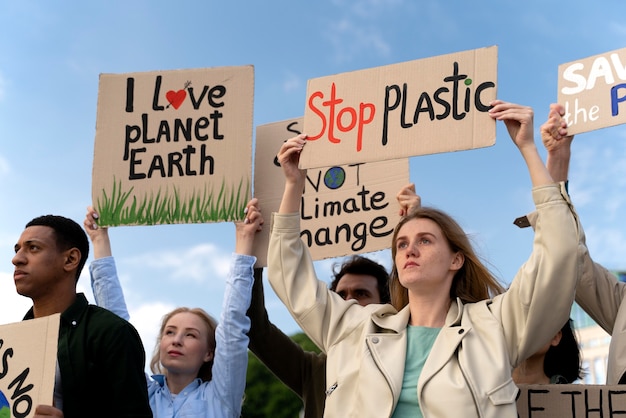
299,46,498,169
0,314,60,418
254,118,409,266
517,384,626,418
558,47,626,135
92,66,254,226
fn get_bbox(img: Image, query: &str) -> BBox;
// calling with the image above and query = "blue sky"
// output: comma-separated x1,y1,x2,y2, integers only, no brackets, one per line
2,0,626,369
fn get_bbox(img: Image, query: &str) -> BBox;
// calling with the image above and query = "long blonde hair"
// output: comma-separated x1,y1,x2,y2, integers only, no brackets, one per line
389,207,505,310
150,307,218,382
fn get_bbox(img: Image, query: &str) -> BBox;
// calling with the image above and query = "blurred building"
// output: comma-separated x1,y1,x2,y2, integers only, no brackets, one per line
571,270,626,384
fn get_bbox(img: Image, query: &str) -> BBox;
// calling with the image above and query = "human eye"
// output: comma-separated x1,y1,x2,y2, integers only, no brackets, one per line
396,240,408,250
337,291,347,300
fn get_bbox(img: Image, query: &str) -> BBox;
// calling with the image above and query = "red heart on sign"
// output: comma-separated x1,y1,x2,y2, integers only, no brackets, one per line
166,89,186,109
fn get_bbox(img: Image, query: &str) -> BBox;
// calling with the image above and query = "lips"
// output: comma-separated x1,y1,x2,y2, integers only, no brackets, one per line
404,261,419,269
13,270,27,280
168,350,183,357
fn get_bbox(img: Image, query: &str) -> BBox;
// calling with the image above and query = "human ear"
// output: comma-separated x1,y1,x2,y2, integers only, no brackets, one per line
64,248,81,272
451,252,465,271
550,330,563,347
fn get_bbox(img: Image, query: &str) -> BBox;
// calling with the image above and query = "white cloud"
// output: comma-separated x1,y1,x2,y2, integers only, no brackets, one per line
331,19,391,62
123,243,231,286
282,71,302,94
0,154,9,176
609,22,626,38
567,128,626,271
569,136,626,220
339,0,404,19
585,224,626,271
0,271,34,325
128,301,176,372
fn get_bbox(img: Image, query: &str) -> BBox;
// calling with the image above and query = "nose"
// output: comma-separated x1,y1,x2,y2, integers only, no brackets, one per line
12,248,25,266
172,332,183,346
405,241,419,257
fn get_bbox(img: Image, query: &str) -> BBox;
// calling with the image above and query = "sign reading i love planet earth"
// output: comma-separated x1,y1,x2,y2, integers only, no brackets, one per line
92,66,254,227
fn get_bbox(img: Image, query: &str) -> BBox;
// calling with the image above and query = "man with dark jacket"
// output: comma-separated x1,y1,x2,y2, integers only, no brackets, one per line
12,215,151,418
247,256,390,417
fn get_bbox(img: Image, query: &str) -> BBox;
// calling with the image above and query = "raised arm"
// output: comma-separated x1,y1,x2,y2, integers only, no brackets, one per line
269,135,374,353
540,103,574,183
84,206,129,320
539,105,626,383
277,134,307,214
396,183,420,216
489,100,552,187
489,101,581,365
212,198,263,415
247,267,326,414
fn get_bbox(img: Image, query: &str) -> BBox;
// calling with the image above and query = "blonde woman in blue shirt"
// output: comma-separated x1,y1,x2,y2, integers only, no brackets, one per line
84,198,263,418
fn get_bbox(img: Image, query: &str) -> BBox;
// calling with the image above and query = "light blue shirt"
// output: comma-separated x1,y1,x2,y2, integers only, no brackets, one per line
91,253,255,418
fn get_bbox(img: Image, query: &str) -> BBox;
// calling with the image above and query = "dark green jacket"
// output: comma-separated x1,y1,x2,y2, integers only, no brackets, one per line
247,269,326,418
24,293,152,418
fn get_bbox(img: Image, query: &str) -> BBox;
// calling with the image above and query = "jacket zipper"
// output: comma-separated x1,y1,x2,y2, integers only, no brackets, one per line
325,382,338,396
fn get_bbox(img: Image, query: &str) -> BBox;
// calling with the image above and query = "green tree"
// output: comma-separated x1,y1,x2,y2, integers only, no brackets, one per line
242,332,321,418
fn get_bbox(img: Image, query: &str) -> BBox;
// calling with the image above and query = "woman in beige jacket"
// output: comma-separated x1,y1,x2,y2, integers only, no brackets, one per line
267,101,583,417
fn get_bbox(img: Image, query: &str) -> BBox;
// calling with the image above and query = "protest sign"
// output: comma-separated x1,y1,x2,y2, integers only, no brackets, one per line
558,47,626,135
92,66,254,226
0,314,60,418
254,117,409,266
299,46,497,169
517,384,626,418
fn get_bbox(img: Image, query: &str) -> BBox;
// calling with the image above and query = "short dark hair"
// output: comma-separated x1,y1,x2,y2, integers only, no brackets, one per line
330,255,390,304
544,319,586,383
26,215,89,282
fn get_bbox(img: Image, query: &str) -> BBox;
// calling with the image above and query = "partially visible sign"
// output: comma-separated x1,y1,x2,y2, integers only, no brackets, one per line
517,384,626,418
558,47,626,135
254,118,409,266
92,66,254,226
0,314,60,418
299,46,497,169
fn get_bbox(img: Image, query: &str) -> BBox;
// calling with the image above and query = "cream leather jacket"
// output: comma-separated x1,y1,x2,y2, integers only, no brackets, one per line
268,183,582,418
574,240,626,384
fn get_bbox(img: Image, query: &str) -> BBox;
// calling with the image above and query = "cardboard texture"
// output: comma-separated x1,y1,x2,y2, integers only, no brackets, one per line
299,46,498,169
558,46,626,135
0,314,60,418
254,118,409,267
517,384,626,418
92,66,254,227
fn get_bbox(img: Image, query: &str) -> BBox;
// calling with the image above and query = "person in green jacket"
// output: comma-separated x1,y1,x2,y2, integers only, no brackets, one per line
12,214,151,418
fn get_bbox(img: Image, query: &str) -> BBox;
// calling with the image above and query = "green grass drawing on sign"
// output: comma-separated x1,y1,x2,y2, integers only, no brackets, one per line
97,177,250,226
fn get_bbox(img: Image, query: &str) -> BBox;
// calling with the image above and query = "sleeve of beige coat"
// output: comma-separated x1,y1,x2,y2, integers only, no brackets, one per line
266,212,376,351
497,182,582,366
575,242,626,334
